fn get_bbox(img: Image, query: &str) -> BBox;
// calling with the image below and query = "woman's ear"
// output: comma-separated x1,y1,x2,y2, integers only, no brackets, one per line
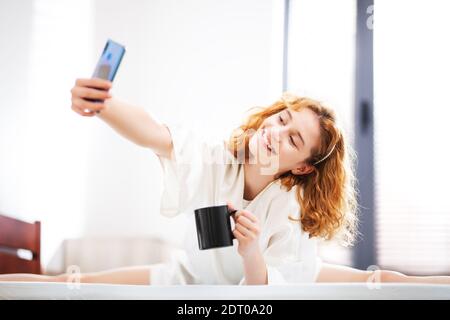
291,164,314,176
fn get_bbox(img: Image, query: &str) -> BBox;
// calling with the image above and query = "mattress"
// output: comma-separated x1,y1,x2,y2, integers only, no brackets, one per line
1,282,449,300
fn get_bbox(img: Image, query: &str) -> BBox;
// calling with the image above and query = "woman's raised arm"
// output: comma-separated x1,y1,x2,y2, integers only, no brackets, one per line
70,78,173,158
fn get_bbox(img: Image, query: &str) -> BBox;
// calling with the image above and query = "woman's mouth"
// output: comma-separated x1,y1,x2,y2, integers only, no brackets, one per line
261,128,274,154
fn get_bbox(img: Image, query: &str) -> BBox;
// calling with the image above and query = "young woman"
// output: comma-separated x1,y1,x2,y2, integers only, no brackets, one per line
1,78,449,285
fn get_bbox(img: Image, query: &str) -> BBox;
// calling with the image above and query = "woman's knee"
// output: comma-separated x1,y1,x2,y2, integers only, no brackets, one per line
380,270,407,283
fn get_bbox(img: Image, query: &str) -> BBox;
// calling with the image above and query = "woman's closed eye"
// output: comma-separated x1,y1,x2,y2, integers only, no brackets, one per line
279,115,298,149
290,136,297,148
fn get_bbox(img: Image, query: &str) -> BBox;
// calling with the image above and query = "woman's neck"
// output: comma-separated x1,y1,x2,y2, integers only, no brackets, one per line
243,162,277,201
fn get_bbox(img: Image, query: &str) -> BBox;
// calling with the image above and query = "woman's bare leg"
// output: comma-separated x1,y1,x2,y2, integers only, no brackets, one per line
0,273,64,283
0,265,154,285
382,272,450,284
316,262,450,284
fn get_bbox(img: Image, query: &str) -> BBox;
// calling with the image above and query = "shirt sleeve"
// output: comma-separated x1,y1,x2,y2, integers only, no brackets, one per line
157,121,224,217
238,191,322,285
264,224,322,285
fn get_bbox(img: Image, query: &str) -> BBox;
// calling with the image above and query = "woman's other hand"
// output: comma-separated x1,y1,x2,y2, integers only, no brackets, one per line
228,202,261,258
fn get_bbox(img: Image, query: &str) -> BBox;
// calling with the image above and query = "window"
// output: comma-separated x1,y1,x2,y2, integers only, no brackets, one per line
374,0,450,275
287,0,357,266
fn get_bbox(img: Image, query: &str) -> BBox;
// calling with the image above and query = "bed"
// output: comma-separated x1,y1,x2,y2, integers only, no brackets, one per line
1,282,449,300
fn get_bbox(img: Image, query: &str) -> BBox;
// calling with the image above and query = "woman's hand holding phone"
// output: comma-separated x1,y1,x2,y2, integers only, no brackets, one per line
70,78,112,117
71,39,125,117
69,40,173,156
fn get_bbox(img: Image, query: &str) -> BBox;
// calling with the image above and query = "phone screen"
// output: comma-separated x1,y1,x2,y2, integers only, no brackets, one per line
92,39,126,81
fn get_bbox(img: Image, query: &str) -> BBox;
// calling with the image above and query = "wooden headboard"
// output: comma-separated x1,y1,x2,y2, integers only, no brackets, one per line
0,214,41,274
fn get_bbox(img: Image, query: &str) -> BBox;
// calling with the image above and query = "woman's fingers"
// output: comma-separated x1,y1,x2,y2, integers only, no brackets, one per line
228,202,240,222
227,201,237,213
231,208,260,232
71,97,106,112
236,215,260,234
75,78,112,90
234,209,260,238
235,223,254,238
71,86,111,100
235,210,258,224
232,229,246,241
71,104,96,117
71,78,112,117
242,210,258,223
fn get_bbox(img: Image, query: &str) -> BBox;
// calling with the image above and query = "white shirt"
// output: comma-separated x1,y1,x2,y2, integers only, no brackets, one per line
242,199,251,209
157,122,322,285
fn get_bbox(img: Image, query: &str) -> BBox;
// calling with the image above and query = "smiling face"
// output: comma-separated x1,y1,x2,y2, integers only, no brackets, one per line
248,107,322,176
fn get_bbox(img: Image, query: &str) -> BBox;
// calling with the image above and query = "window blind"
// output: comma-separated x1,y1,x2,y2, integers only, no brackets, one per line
374,0,450,275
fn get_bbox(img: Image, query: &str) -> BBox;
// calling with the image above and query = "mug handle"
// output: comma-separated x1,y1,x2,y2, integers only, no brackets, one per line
228,209,238,239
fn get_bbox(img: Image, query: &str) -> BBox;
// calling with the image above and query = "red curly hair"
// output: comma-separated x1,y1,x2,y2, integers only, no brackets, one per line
228,93,359,246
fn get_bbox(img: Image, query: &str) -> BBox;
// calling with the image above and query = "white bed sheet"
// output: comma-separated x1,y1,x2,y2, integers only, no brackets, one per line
1,282,449,300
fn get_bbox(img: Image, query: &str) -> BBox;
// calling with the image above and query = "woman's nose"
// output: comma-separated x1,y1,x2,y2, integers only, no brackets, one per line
270,127,284,143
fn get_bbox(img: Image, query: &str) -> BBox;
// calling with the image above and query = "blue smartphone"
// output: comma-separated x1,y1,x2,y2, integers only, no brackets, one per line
92,39,126,81
85,39,126,107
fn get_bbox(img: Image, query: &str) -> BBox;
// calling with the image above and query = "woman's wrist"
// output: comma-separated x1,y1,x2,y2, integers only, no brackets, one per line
242,249,263,262
241,250,268,285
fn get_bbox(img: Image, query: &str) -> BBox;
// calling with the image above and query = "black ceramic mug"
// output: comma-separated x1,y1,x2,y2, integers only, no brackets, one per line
194,205,238,250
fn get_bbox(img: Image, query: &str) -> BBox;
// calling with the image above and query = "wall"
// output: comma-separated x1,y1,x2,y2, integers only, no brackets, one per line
0,0,283,267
